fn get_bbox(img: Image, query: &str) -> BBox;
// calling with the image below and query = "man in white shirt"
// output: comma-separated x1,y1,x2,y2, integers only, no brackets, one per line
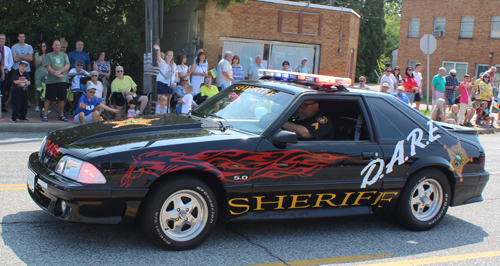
414,63,423,110
68,60,90,91
354,76,372,90
248,55,264,81
216,51,233,89
0,33,14,113
380,67,394,94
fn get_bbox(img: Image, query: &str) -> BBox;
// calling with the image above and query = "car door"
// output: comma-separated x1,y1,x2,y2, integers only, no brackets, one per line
227,95,386,220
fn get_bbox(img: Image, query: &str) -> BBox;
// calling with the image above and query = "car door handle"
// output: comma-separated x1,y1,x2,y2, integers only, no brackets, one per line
361,152,377,160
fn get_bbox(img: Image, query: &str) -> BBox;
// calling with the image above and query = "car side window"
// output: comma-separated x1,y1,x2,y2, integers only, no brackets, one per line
366,97,421,142
285,99,369,141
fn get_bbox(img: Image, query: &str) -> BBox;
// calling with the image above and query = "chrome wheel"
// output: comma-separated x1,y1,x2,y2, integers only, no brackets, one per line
410,178,443,222
159,189,208,242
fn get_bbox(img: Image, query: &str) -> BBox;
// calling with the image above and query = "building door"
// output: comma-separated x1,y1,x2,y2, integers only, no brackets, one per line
475,64,489,78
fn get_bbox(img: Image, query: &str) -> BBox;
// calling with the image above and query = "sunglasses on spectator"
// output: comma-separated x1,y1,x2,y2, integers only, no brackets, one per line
77,64,83,66
91,75,98,77
408,68,414,71
181,79,188,82
116,70,123,72
205,79,211,82
394,68,400,71
359,79,366,82
87,91,96,94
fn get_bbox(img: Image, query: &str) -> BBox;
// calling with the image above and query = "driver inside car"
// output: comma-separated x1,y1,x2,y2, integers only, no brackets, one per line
283,100,334,140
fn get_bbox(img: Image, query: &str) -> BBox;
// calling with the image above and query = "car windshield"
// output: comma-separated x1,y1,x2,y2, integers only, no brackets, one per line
193,84,294,134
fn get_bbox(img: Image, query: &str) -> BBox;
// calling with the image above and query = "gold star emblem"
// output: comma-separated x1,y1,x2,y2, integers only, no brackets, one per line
103,118,160,128
444,139,471,182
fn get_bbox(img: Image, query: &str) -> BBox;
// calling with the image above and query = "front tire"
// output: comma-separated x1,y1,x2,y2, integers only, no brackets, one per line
141,176,218,250
394,169,451,231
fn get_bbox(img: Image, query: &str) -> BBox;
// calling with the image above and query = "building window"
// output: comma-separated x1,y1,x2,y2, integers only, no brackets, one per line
408,18,420,38
443,62,468,81
460,17,474,38
408,60,419,68
491,16,500,38
434,18,446,31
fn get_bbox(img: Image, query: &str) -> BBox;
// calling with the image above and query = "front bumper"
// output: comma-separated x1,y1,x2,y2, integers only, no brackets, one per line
27,152,131,223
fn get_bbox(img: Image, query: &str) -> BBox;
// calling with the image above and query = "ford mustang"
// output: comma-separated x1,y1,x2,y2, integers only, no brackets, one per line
27,70,489,250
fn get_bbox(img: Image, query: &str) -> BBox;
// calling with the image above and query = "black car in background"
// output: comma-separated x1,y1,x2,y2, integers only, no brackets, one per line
27,70,489,250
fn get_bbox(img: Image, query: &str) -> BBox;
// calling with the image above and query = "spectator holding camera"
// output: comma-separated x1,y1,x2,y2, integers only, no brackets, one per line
10,61,30,123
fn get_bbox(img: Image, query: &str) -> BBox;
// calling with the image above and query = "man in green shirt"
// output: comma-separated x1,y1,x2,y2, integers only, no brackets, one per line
43,40,70,121
431,67,446,108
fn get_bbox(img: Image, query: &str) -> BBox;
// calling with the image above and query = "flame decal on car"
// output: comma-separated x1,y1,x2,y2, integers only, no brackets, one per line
120,149,348,187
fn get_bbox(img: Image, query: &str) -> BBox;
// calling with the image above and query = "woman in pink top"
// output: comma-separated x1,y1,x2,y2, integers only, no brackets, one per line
458,74,476,126
403,66,418,104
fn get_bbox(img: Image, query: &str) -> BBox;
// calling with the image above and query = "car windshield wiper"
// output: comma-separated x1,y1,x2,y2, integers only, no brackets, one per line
207,113,229,132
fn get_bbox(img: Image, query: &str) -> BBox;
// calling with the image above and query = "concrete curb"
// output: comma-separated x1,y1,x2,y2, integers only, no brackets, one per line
0,122,75,133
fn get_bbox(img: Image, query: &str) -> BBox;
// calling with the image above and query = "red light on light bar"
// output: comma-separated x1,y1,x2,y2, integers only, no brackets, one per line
298,75,306,80
316,77,336,83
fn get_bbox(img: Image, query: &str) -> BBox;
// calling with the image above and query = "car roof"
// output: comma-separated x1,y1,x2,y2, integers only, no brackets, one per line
235,79,387,98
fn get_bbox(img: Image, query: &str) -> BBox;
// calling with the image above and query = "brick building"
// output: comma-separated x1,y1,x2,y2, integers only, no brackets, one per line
155,0,360,80
398,0,500,95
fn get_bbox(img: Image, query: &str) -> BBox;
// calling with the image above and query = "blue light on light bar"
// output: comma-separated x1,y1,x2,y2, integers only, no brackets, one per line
283,73,290,79
275,72,282,78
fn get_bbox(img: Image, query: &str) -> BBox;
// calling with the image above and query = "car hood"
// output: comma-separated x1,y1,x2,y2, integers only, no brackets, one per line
42,114,208,159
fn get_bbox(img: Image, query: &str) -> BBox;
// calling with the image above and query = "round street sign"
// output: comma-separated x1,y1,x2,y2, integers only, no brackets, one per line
420,34,437,55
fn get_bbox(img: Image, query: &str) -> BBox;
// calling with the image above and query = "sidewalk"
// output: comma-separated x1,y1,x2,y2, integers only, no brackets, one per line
0,105,75,133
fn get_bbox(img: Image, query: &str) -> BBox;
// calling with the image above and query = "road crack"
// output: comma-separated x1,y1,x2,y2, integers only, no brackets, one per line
230,225,291,266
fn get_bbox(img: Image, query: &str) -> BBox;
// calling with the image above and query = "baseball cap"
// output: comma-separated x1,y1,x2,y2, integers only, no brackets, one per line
87,84,97,91
450,69,457,76
381,82,390,87
20,61,29,66
301,57,307,61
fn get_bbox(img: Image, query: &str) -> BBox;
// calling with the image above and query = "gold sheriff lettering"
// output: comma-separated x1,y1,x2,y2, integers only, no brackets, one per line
228,191,399,215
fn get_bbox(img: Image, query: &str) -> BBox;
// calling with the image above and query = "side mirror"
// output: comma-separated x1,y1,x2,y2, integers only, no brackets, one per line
270,130,298,146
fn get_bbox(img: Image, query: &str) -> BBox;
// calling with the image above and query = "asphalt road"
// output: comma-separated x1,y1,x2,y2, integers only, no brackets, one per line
0,132,499,266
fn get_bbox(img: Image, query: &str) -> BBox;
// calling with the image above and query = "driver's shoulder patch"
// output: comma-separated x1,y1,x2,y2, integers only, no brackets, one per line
316,116,328,124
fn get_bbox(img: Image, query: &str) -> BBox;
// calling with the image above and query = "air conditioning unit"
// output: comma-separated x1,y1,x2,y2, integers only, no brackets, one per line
432,30,444,38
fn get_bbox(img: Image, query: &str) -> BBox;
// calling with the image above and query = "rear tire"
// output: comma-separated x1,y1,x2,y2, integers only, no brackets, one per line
394,169,451,231
141,176,218,250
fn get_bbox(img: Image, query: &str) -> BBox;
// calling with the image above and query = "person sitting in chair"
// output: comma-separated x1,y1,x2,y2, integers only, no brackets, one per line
283,100,334,140
110,66,148,118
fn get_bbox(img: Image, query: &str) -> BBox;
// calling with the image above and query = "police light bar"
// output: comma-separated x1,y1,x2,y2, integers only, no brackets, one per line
258,69,352,86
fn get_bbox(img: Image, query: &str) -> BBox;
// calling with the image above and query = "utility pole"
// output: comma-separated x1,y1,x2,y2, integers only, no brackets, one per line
144,0,164,104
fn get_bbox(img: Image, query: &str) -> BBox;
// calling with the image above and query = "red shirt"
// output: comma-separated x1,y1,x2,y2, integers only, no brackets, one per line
403,74,418,93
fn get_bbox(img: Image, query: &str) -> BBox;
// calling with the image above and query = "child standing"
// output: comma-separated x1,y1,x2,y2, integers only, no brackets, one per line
179,84,198,115
155,95,169,114
127,100,141,117
458,74,475,126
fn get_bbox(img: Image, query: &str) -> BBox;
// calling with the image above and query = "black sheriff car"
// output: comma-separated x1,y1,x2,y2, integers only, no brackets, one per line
28,70,489,250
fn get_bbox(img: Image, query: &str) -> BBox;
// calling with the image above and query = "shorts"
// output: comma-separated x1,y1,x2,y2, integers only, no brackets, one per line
133,95,143,102
414,92,421,102
445,97,454,106
96,97,106,103
45,83,67,101
74,112,95,124
157,82,174,95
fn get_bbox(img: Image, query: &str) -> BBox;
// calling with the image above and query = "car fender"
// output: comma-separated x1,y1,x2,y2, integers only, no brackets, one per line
405,156,453,178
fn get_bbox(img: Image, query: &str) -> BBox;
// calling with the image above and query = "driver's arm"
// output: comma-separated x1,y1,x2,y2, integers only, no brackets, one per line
283,122,314,139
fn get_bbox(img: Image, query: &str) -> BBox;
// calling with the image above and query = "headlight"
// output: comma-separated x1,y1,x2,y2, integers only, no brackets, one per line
55,156,107,184
39,135,48,160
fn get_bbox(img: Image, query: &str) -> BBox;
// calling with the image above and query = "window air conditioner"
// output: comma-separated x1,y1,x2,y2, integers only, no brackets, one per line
432,30,444,38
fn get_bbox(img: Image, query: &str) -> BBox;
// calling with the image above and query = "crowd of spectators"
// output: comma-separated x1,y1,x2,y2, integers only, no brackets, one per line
362,62,499,128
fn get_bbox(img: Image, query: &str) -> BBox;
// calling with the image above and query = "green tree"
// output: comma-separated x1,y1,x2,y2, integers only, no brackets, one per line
384,0,401,60
0,0,246,90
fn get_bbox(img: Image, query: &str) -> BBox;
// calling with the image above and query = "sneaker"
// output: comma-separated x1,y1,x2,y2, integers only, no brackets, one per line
35,106,40,112
59,115,68,122
42,116,48,122
18,119,29,122
10,118,17,123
